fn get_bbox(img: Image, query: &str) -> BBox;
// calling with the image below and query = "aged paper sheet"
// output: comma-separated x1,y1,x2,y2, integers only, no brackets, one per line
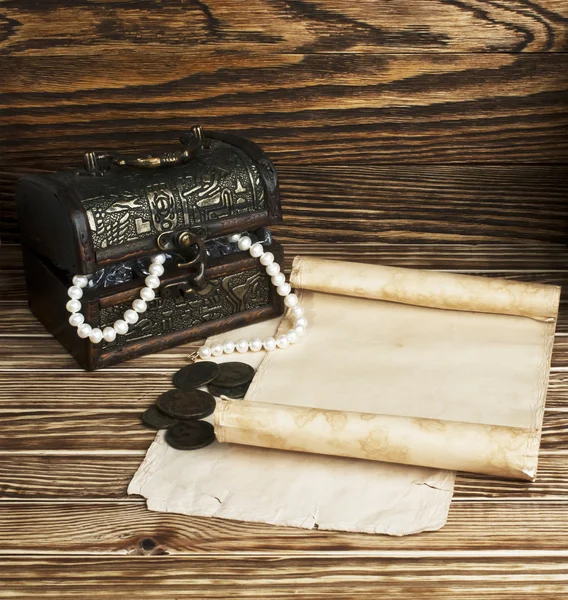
129,257,559,533
129,318,455,536
217,258,559,480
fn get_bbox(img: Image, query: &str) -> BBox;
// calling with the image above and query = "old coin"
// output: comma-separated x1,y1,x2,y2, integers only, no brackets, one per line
142,405,179,430
156,388,216,420
208,381,251,399
173,361,221,391
210,361,255,387
165,420,216,451
208,361,255,399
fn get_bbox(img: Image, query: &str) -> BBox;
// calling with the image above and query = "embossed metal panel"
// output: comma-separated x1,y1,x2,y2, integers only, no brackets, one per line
99,265,271,350
76,140,267,253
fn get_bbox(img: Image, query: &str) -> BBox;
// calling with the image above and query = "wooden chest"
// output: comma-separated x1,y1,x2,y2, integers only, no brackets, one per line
16,127,284,370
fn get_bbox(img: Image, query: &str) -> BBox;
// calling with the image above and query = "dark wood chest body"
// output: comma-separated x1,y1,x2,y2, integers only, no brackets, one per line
16,128,284,370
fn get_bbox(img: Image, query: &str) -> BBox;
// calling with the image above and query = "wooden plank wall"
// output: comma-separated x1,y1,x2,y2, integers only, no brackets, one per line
0,0,567,244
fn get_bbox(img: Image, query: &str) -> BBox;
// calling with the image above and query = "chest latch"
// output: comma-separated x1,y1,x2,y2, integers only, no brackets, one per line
157,227,208,292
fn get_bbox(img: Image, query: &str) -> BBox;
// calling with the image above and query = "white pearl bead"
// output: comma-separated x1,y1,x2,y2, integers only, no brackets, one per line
236,338,249,353
145,275,160,289
113,319,129,335
198,346,212,359
89,328,103,344
66,299,81,313
265,263,280,277
276,334,289,349
263,337,277,352
284,293,298,307
228,233,241,243
295,316,308,329
77,324,92,339
211,343,223,357
259,252,274,266
124,309,139,324
222,340,235,354
153,253,166,265
103,326,117,342
67,285,83,300
139,287,155,302
294,324,306,337
238,236,252,251
149,263,164,277
249,337,263,352
291,305,304,319
132,299,147,313
271,273,285,287
72,275,88,288
277,283,291,297
68,313,85,327
249,243,263,258
287,329,298,344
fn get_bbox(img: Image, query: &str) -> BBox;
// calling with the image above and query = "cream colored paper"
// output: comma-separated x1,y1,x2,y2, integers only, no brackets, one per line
129,256,558,535
217,257,559,481
129,318,455,536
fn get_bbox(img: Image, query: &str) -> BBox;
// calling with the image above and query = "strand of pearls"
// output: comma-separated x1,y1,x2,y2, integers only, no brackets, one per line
66,253,166,344
196,235,307,360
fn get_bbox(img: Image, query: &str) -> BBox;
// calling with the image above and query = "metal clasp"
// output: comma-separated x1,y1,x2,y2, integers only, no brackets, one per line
157,227,208,291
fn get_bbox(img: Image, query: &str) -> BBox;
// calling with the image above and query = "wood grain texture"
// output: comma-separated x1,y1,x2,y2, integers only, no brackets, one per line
0,556,567,599
1,1,567,595
3,165,568,243
2,453,568,500
0,500,567,553
7,242,568,271
2,0,567,55
0,408,566,452
0,53,566,184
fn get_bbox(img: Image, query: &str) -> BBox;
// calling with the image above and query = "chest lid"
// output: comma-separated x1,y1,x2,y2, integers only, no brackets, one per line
16,127,280,275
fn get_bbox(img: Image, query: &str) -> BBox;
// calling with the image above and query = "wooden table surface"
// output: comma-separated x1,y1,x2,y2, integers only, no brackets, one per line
1,0,568,596
0,242,567,598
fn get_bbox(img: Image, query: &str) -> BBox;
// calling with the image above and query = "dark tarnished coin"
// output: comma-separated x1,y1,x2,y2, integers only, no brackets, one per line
165,420,216,451
208,381,251,399
142,405,179,430
156,388,216,420
173,361,221,391
210,362,255,388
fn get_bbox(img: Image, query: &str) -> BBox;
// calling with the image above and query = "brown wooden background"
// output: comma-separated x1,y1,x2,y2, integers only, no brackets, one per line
1,1,568,598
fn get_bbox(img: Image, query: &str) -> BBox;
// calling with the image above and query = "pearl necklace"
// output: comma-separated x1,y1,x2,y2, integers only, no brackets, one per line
66,235,307,353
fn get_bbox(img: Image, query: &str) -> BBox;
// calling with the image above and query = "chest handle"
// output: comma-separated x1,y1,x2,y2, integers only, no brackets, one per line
83,126,208,174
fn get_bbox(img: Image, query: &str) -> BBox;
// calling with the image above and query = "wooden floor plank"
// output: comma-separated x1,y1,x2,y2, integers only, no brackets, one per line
1,453,567,501
1,54,567,174
0,500,566,554
3,0,566,56
0,555,567,599
0,407,564,452
4,243,568,273
5,164,568,244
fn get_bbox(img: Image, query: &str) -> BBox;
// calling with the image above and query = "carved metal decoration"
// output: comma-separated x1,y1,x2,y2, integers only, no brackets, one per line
79,137,267,253
99,267,271,349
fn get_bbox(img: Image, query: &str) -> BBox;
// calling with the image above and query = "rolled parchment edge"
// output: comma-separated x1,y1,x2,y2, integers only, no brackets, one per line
215,398,540,481
290,256,561,322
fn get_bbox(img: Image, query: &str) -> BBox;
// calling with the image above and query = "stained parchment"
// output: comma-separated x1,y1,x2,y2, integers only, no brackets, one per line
129,257,559,534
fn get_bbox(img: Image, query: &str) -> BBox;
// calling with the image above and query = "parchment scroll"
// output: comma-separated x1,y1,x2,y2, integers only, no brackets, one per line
221,257,560,481
129,256,559,535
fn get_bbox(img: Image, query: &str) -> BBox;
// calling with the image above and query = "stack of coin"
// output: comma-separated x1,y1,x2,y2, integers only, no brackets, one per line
141,361,221,450
207,362,256,398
